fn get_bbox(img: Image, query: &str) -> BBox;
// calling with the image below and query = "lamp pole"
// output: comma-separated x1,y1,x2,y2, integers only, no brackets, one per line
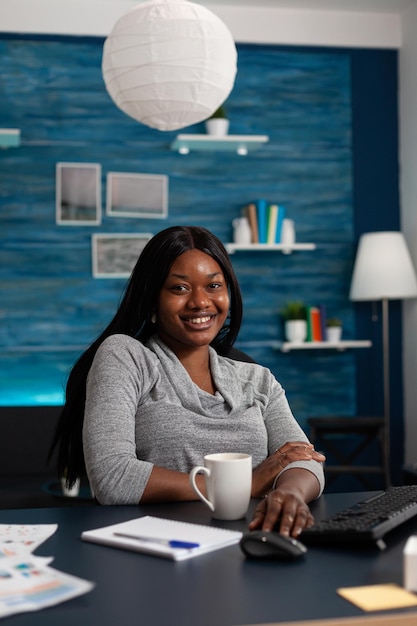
350,232,417,489
382,297,391,487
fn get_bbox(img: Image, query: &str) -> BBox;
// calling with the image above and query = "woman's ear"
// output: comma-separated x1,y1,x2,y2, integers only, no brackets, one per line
151,313,157,324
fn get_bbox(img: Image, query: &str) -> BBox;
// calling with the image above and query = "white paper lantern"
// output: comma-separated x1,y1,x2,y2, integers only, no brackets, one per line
102,0,237,131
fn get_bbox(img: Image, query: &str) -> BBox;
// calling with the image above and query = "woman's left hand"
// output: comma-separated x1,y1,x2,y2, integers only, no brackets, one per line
251,442,325,498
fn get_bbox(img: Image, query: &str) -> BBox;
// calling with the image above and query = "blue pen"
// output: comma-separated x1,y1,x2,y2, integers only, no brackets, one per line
113,532,199,549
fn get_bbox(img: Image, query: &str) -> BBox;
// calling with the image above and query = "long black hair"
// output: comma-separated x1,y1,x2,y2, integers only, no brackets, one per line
49,226,243,485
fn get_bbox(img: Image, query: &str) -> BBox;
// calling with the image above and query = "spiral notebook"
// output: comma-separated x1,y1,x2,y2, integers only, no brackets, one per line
81,515,243,561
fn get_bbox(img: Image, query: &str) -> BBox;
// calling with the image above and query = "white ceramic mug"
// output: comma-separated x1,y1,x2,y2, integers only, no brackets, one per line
189,452,252,520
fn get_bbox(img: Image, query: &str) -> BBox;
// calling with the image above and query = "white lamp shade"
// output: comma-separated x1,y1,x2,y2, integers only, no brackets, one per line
102,0,237,131
349,231,417,301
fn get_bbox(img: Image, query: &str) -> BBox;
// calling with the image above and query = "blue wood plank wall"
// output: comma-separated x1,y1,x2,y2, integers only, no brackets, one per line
0,35,400,482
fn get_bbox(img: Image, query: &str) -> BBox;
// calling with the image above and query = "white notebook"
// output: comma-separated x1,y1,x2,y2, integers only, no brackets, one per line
81,515,243,561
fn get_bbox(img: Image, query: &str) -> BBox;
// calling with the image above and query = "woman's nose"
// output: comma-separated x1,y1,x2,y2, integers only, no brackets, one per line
187,288,210,309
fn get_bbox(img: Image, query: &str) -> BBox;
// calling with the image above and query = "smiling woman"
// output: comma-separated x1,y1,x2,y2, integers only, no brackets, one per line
50,225,325,538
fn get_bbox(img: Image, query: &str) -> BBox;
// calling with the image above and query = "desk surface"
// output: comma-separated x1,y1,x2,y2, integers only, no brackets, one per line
1,492,417,626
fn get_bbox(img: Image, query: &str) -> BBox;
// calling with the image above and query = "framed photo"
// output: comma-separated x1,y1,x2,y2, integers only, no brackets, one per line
56,162,101,225
106,172,168,219
92,233,152,278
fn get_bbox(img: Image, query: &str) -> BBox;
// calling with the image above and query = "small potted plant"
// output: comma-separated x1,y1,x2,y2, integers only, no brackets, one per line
205,104,229,136
326,317,342,343
281,301,307,344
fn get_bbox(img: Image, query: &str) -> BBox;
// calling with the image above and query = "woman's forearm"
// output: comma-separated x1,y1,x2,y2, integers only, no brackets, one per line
272,467,321,502
251,442,325,497
140,465,206,503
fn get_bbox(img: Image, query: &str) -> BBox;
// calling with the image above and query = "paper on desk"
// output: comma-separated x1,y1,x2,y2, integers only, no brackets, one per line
0,525,94,619
0,524,58,553
337,583,417,611
0,554,94,619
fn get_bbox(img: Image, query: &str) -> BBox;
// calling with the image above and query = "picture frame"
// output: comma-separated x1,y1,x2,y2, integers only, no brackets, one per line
106,172,168,219
92,233,152,278
56,162,101,225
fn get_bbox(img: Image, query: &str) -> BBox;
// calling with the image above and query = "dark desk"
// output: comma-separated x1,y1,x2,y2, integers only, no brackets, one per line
1,493,417,626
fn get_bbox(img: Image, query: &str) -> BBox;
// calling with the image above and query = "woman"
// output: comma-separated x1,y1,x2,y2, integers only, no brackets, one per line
51,225,325,537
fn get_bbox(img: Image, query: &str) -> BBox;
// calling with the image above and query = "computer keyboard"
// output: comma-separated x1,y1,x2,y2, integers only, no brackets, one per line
301,485,417,549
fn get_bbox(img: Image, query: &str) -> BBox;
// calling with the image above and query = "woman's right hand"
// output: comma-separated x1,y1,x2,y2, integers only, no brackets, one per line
251,442,325,498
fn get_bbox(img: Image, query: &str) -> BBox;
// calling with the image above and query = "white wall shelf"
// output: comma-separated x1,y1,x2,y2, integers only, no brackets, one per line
171,134,269,155
276,340,372,353
225,242,316,254
0,128,20,148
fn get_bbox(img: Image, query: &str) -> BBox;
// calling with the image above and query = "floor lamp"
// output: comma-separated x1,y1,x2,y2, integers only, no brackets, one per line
349,232,417,487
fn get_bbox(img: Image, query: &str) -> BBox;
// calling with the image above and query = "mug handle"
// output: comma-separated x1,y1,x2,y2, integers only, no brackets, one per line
189,466,214,512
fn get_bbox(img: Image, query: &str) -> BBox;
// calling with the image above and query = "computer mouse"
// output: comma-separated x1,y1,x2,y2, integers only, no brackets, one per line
240,530,307,560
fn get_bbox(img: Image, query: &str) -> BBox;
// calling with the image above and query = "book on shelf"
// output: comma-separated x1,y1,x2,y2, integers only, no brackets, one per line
256,199,268,244
319,304,327,341
307,306,323,342
243,203,259,243
267,204,278,244
275,205,286,243
306,307,312,342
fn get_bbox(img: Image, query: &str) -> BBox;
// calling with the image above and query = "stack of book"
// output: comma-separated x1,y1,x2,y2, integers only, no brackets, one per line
242,200,286,244
306,305,327,342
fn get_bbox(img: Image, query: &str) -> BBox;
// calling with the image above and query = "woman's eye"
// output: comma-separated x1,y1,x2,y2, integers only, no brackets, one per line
209,282,222,289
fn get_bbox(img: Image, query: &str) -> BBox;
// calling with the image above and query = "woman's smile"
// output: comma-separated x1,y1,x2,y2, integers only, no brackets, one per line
181,314,215,328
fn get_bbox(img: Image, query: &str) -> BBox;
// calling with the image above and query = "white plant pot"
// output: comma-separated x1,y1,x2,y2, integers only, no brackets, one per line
205,118,229,136
285,320,307,344
61,477,80,498
326,326,342,342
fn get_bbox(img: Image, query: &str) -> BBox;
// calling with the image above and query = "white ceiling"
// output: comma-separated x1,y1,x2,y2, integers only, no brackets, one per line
71,0,416,11
205,0,416,11
1,0,411,45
